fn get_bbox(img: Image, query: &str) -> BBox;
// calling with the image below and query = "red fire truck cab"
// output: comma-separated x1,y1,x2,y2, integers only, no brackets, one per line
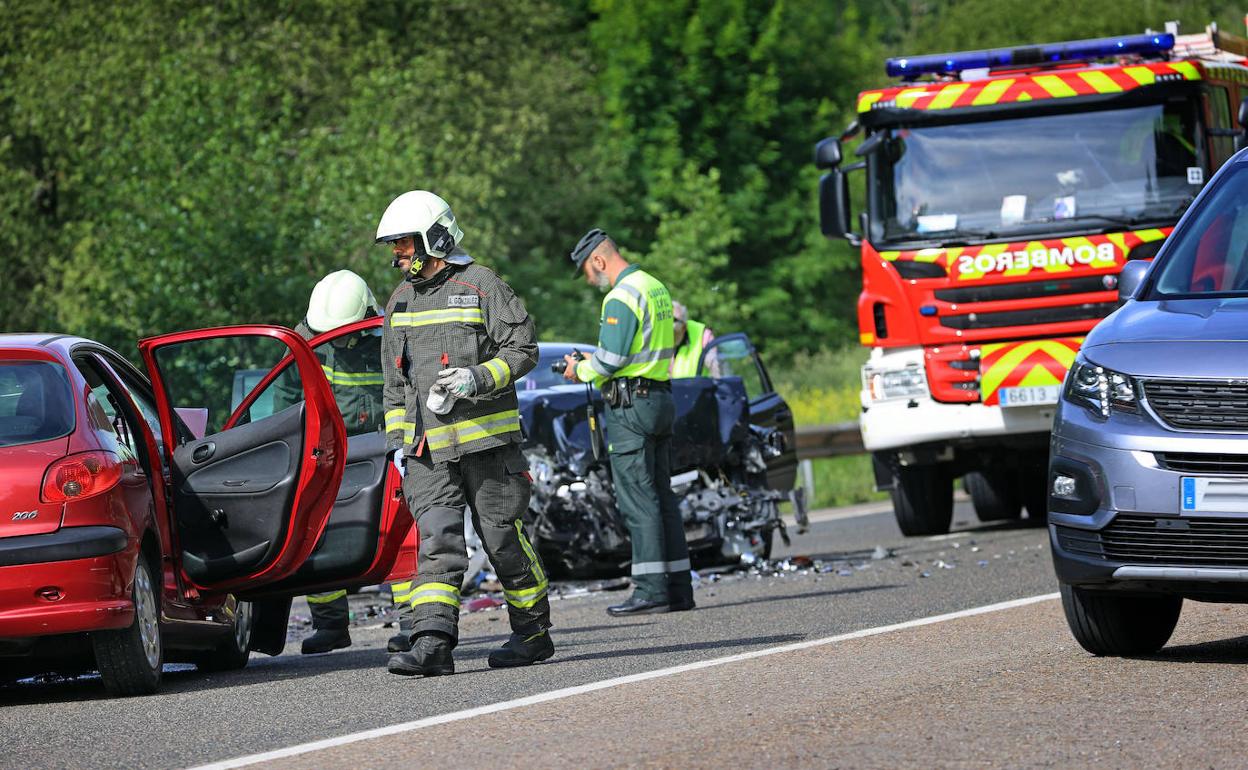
816,24,1248,535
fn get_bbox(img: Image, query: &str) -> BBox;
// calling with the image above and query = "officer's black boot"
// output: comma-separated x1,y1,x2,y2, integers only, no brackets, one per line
487,629,555,668
301,628,352,655
387,632,454,677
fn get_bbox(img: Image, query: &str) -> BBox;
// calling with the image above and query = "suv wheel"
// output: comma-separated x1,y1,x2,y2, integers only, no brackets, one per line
891,465,954,536
195,599,254,672
964,471,1020,522
1060,583,1181,656
93,556,163,695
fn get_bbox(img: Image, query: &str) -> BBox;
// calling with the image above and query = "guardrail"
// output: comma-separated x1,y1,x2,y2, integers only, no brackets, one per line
795,422,864,459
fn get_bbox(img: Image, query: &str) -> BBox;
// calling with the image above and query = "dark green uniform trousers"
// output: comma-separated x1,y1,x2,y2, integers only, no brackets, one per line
605,388,693,604
403,444,551,644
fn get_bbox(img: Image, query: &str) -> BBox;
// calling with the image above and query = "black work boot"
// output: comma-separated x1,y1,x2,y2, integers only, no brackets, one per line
607,594,670,617
387,632,412,653
487,629,555,669
387,632,454,677
301,628,352,655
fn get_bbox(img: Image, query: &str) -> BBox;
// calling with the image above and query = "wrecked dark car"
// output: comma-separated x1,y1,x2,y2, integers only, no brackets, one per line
517,334,803,577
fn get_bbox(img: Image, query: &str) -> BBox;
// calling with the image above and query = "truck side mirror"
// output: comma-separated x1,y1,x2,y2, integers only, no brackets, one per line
814,137,842,169
1118,260,1150,305
818,170,858,244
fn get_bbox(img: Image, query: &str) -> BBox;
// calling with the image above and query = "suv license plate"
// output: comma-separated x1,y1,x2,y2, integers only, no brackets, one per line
998,385,1061,407
1181,477,1248,512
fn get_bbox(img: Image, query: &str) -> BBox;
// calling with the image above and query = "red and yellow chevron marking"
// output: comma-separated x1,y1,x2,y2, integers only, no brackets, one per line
979,337,1082,406
880,228,1170,282
857,60,1201,114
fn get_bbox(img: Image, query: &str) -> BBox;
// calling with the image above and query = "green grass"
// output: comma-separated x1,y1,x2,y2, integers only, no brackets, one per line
771,345,888,510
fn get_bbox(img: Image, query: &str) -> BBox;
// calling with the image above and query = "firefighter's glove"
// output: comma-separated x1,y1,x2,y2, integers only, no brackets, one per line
392,448,406,479
436,367,476,398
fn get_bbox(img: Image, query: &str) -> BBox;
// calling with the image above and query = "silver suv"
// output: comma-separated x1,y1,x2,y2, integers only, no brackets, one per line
1050,149,1248,655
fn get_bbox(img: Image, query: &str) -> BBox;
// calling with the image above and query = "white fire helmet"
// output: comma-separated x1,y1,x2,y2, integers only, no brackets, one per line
306,270,381,334
375,190,464,261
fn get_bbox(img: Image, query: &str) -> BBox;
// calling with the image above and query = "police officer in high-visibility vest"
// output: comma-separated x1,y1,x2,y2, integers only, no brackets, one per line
562,229,695,616
377,190,553,676
279,270,418,655
669,301,717,379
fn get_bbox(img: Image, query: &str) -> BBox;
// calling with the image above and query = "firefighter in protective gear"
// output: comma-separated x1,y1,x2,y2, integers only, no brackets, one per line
563,229,694,616
376,190,553,676
280,270,417,655
669,301,717,378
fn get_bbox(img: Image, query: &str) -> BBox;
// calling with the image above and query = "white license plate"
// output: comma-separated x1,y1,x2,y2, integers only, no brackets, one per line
1181,477,1248,512
998,385,1061,407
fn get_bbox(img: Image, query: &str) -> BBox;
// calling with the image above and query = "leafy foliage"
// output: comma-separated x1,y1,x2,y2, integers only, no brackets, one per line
2,0,1246,367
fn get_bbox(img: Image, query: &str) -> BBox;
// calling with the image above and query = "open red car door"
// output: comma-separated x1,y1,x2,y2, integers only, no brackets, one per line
223,316,414,598
138,325,345,594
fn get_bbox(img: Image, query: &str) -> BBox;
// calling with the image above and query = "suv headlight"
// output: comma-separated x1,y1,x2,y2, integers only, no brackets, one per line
1065,359,1136,417
863,364,928,402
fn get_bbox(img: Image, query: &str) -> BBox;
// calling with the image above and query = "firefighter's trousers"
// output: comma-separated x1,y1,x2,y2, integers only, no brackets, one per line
307,582,416,631
402,444,550,644
307,590,348,630
605,388,693,604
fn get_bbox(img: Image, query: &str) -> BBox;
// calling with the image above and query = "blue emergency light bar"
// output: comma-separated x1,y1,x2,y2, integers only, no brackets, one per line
886,32,1175,80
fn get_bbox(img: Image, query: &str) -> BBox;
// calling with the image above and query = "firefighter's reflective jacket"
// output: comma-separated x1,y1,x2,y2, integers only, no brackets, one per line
381,253,538,462
275,322,385,435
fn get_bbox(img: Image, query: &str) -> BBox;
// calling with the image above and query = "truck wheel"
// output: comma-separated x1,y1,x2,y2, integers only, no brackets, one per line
964,471,1020,522
194,600,253,672
891,466,954,536
93,556,163,696
1060,583,1181,656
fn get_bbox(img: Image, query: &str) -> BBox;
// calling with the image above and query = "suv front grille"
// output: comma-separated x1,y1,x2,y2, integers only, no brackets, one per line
1142,380,1248,430
1156,452,1248,474
1056,515,1248,568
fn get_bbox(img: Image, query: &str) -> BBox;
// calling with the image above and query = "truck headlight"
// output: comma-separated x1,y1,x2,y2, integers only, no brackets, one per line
1065,359,1136,417
864,365,928,402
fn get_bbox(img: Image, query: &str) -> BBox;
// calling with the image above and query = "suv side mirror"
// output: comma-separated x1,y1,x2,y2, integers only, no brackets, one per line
1118,260,1150,304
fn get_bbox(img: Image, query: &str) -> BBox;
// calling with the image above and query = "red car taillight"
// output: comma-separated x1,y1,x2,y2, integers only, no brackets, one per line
40,450,123,503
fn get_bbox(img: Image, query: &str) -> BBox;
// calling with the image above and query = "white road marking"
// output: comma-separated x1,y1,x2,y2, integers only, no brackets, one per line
926,531,973,542
187,592,1061,770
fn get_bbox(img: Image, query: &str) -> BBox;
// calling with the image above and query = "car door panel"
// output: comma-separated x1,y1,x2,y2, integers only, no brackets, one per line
138,325,345,594
222,317,414,598
172,402,304,583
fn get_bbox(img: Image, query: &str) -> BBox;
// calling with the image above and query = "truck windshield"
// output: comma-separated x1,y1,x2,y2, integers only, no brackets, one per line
870,97,1202,245
1149,164,1248,297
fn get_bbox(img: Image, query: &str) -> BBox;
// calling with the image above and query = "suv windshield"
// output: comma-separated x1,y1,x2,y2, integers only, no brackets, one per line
0,360,75,448
1149,163,1248,297
870,95,1202,245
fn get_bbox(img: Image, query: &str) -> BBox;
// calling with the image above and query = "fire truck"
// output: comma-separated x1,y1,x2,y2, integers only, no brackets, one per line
816,24,1248,535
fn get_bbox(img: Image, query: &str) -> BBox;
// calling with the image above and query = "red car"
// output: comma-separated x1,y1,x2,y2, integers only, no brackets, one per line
0,321,412,695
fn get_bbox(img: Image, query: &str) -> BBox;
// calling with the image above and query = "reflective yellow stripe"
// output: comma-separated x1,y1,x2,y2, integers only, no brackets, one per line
409,582,460,608
391,580,416,604
504,584,548,609
927,82,968,110
1078,70,1123,94
321,365,383,386
385,410,416,443
972,78,1012,106
1032,74,1077,98
391,308,484,327
307,590,347,603
425,409,521,451
515,520,547,585
482,358,511,390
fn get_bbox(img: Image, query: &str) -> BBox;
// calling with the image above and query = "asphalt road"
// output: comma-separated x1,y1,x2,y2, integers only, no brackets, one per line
0,501,1058,768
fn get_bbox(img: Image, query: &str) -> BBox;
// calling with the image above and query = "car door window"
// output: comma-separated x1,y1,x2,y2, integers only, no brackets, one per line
234,326,384,438
701,336,771,401
74,355,142,461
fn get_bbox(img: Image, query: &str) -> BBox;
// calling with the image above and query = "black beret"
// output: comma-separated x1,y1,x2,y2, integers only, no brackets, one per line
570,228,609,277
